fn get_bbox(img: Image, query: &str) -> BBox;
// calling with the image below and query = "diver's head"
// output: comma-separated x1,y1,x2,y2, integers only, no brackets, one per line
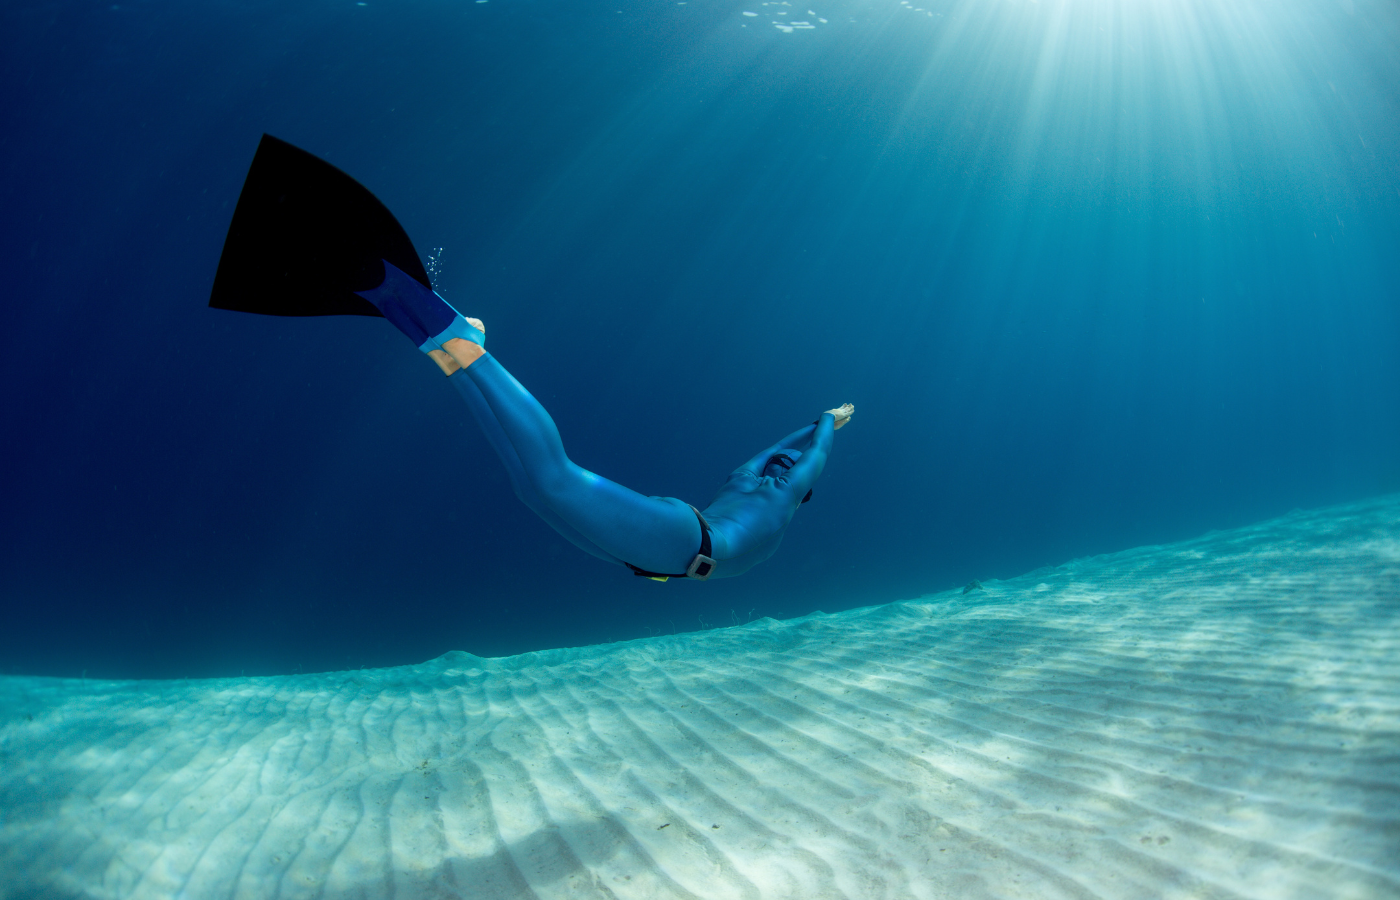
762,450,802,479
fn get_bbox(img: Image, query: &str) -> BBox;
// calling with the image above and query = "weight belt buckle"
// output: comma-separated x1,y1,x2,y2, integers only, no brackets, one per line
686,554,716,580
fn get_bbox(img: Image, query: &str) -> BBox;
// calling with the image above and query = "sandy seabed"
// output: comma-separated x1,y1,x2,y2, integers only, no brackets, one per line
1,495,1397,899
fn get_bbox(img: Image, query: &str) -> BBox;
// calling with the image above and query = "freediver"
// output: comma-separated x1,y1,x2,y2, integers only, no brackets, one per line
210,135,853,581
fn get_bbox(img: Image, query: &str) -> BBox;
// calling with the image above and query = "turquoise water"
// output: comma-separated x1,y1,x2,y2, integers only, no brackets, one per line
1,0,1397,678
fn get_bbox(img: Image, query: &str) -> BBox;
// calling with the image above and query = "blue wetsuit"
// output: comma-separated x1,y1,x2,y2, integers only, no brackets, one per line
355,259,835,578
451,353,835,579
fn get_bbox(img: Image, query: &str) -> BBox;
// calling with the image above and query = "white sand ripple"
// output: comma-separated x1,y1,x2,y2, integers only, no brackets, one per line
2,495,1397,899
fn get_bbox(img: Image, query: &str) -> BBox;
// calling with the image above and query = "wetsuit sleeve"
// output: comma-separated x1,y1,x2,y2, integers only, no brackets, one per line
784,413,835,495
733,423,819,478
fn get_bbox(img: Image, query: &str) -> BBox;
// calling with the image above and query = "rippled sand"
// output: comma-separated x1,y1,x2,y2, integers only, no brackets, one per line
2,495,1397,899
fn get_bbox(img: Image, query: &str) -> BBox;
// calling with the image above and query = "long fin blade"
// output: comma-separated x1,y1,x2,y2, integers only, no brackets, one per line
209,134,430,317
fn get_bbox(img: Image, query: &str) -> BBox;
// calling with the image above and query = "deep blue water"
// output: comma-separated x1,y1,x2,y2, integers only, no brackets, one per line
2,0,1397,680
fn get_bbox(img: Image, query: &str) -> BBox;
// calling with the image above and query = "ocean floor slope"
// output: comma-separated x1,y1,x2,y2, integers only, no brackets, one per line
2,495,1398,899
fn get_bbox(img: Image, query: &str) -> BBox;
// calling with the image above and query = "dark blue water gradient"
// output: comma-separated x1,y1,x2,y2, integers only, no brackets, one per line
2,0,1397,678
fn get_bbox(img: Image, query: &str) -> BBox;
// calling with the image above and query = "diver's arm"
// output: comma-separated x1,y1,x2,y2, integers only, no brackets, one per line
734,423,819,478
785,414,835,493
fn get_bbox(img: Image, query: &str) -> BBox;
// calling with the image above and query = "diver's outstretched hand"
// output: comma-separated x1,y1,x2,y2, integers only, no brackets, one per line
825,403,855,430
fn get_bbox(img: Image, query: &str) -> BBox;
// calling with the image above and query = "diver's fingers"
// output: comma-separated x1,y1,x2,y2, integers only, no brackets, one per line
824,403,854,429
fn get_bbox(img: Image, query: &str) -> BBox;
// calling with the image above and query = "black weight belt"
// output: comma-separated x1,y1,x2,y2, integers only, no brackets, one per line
626,505,716,581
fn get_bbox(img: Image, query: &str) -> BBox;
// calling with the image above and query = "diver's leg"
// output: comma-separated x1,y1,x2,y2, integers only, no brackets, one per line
446,343,700,574
352,285,631,562
448,370,623,565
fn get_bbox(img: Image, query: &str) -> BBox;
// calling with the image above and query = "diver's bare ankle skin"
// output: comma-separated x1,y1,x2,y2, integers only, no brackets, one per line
428,349,461,376
443,337,486,370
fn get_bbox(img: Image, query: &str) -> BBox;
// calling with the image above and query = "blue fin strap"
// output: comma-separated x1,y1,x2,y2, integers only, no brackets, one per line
425,315,484,352
355,259,483,352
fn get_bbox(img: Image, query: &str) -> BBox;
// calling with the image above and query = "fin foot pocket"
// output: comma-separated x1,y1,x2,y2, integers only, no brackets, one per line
353,259,484,352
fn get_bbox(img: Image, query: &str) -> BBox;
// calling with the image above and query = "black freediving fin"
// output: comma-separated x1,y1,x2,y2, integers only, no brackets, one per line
209,134,431,317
